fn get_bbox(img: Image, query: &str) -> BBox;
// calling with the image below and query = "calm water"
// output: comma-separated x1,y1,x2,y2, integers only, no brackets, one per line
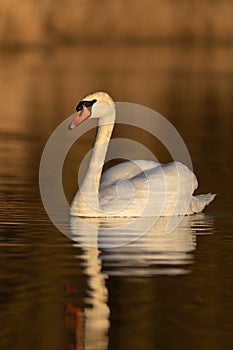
0,44,233,350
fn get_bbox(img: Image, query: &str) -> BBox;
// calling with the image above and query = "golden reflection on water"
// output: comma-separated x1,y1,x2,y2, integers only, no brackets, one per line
68,214,213,350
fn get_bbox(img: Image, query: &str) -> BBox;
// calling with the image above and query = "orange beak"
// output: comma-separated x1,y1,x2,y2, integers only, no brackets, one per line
68,106,91,130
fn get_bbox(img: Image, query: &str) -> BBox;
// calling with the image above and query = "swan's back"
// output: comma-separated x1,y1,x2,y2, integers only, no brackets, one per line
100,160,160,189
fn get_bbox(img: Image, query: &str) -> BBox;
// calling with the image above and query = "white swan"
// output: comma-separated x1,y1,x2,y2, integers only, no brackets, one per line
68,92,215,217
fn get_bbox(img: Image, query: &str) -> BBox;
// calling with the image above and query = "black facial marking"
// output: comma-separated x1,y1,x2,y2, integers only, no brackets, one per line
76,99,97,112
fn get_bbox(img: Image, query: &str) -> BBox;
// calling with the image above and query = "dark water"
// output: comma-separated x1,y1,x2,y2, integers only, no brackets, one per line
0,44,233,350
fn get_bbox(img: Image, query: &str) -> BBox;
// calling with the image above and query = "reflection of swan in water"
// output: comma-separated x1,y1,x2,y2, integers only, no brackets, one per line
68,91,215,217
67,245,109,350
78,246,109,350
71,214,213,275
71,214,213,349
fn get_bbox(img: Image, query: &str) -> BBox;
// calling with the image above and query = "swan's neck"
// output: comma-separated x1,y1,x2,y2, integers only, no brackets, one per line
71,115,115,216
82,119,115,192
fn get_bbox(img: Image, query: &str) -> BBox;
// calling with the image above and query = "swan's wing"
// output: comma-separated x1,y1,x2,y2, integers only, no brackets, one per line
100,161,199,216
158,161,198,192
100,160,160,189
127,161,198,207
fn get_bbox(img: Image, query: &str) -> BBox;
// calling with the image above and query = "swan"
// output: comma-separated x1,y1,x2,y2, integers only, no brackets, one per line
68,91,215,217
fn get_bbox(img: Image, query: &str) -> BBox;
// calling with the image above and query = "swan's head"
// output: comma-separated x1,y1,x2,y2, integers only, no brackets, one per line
68,91,115,130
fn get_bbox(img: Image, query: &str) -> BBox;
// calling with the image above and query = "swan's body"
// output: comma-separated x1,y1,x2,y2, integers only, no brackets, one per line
69,92,215,217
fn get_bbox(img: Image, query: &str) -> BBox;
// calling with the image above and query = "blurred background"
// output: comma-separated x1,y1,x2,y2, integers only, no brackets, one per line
0,1,233,350
0,0,232,201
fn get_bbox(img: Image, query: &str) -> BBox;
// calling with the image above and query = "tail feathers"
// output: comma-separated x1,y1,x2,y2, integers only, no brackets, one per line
191,193,216,213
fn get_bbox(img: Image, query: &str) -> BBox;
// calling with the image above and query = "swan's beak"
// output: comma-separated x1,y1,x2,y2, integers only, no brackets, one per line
68,106,91,130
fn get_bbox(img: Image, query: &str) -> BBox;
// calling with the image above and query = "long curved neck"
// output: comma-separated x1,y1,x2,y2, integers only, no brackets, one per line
71,114,115,216
81,118,115,193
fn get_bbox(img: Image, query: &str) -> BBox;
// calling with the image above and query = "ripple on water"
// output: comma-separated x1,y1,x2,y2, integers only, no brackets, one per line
71,213,214,277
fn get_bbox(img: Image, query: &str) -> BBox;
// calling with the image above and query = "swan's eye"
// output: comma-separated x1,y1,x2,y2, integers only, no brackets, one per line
76,102,84,112
76,99,97,113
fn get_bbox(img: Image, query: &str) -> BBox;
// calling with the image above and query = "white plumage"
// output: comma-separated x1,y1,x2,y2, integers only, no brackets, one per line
68,92,215,217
